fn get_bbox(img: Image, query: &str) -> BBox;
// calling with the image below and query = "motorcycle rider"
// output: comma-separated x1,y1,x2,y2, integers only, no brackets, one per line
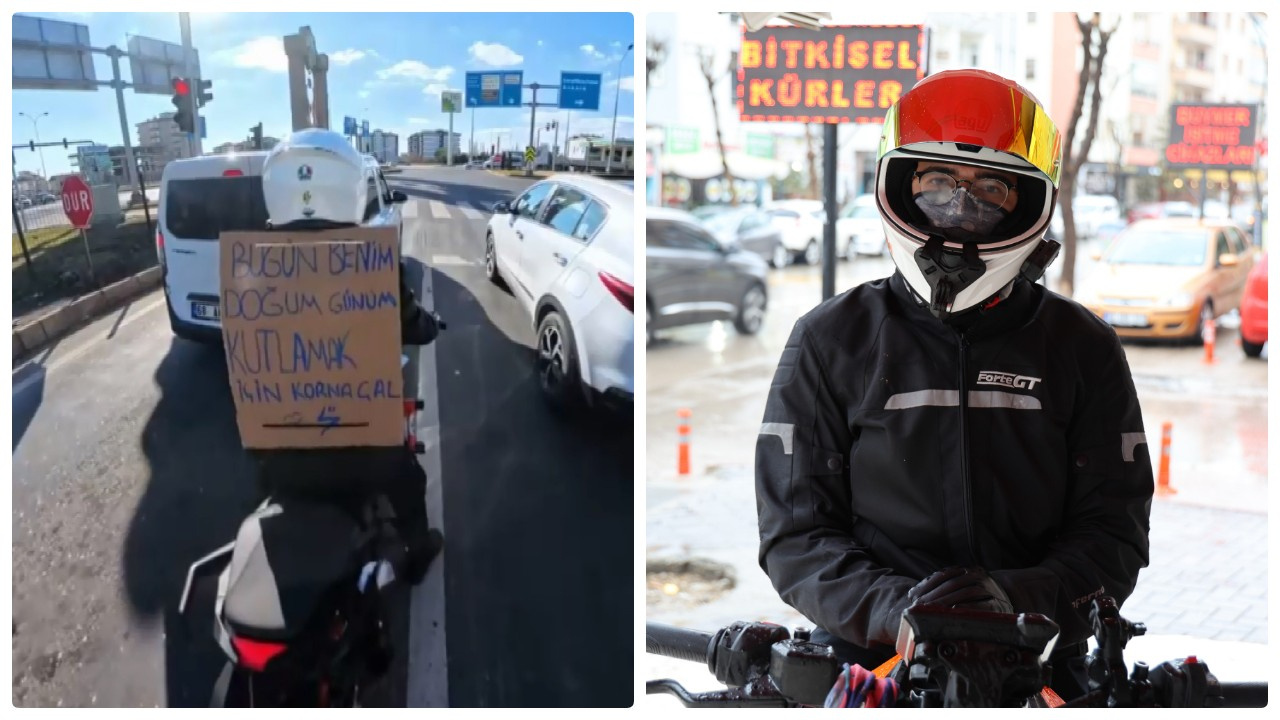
754,69,1154,699
250,128,443,584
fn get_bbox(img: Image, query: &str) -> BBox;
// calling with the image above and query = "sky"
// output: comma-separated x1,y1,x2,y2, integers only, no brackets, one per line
12,11,636,177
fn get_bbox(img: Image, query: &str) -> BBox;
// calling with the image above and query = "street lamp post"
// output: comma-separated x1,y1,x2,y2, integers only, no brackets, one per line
20,111,49,179
605,43,633,173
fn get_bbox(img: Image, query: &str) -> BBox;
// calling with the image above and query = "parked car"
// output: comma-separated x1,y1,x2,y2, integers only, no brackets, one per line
36,193,58,205
1047,194,1121,240
689,204,737,223
764,199,825,265
1075,218,1258,343
701,207,789,268
836,194,885,256
1239,252,1267,358
485,174,633,411
1126,201,1196,224
157,149,406,344
646,206,769,341
17,195,33,208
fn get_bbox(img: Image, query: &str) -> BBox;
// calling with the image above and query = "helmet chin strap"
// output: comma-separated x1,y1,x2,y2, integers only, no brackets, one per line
913,235,986,319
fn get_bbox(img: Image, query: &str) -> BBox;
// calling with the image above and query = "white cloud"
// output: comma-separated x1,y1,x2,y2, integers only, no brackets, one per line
422,83,453,96
330,48,374,66
611,40,623,48
377,60,454,83
212,36,288,73
620,76,635,92
580,44,606,60
357,89,371,99
408,117,433,125
537,39,544,47
468,41,523,67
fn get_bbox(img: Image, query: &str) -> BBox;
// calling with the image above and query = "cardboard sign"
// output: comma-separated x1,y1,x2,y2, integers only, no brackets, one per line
219,227,404,449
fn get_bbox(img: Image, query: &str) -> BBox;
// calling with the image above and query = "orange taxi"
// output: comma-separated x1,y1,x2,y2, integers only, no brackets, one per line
1075,218,1258,342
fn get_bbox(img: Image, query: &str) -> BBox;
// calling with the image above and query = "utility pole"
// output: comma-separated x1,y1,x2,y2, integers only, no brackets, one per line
19,112,49,178
524,82,560,177
606,42,633,173
179,13,202,156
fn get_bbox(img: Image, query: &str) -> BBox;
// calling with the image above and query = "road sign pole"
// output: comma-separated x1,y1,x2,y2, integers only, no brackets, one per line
79,228,97,285
447,110,454,167
564,112,571,171
822,122,837,301
107,48,145,229
180,12,201,156
527,83,540,177
470,107,474,159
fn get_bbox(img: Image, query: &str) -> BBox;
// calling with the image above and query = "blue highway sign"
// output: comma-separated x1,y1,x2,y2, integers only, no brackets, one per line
559,71,603,111
344,116,357,135
466,71,524,108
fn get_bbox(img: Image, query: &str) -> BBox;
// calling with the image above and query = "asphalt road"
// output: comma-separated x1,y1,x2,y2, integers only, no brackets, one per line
11,166,634,707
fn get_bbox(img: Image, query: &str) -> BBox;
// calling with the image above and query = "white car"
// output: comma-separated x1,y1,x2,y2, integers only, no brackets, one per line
1049,194,1121,240
765,199,826,265
836,195,886,256
157,152,406,343
485,174,634,412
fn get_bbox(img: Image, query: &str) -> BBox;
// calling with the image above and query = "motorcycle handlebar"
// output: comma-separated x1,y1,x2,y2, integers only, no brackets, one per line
1218,682,1267,708
646,622,715,666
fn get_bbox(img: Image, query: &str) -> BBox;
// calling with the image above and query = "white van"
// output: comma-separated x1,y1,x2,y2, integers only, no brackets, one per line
157,151,408,343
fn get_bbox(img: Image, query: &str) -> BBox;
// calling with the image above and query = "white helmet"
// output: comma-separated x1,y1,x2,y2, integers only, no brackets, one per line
875,69,1064,320
262,128,369,227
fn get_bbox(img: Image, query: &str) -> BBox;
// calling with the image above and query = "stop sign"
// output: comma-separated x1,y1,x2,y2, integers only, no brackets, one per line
61,176,94,229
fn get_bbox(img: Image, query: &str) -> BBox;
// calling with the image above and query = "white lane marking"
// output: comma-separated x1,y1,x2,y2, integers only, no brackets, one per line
428,200,450,220
430,255,475,267
402,199,420,219
408,217,449,708
458,205,483,220
12,296,167,397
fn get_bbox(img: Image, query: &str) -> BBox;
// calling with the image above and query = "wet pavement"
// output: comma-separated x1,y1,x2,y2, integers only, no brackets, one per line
643,250,1269,702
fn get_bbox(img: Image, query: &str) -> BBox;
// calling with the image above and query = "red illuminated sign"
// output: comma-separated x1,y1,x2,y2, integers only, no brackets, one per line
1165,103,1259,169
736,25,924,123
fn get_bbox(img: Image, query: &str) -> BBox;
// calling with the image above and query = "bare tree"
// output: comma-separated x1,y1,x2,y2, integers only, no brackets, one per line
646,35,668,87
1056,12,1118,298
804,124,820,199
698,47,737,205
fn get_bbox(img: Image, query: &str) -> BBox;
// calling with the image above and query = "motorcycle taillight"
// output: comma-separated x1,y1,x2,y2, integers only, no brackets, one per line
232,635,288,672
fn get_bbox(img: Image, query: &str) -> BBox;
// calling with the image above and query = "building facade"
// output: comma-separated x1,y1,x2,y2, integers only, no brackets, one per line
407,129,462,160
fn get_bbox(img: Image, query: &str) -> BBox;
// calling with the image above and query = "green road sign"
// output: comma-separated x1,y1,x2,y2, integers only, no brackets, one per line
666,126,700,155
525,146,536,162
746,133,776,159
442,91,462,114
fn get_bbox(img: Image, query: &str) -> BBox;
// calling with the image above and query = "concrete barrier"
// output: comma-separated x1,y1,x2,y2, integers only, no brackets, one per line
12,264,166,363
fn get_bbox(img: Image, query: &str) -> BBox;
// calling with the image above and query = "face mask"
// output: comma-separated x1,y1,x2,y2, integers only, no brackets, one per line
913,188,1007,241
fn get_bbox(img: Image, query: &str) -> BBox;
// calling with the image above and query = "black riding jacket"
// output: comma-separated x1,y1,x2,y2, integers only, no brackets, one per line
755,272,1154,656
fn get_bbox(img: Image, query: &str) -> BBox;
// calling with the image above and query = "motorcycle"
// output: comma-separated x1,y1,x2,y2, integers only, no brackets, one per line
646,595,1268,708
179,316,445,707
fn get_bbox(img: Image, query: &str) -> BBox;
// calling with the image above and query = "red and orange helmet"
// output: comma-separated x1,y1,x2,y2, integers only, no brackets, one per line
875,69,1064,318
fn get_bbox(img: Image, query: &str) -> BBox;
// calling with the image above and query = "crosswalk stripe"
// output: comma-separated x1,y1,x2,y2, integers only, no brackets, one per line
431,254,476,266
429,200,449,219
458,205,482,220
402,200,420,219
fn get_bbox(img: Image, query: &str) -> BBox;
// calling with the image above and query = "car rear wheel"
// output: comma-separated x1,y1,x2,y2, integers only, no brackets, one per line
770,243,789,269
536,310,583,411
734,284,767,335
803,240,821,266
1242,337,1265,358
484,232,501,284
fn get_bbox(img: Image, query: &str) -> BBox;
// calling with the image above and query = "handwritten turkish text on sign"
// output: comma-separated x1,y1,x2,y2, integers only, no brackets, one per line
737,25,924,123
219,227,404,449
1165,103,1259,169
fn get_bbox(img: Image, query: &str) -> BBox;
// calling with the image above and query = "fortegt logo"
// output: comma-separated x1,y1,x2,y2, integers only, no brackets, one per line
976,370,1042,391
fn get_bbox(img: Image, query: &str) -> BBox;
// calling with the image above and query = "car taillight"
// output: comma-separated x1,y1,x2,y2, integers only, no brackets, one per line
599,271,633,313
222,169,244,177
231,635,288,672
156,228,166,266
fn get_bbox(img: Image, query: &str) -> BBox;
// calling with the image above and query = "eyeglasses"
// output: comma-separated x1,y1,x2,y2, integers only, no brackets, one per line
914,170,1017,208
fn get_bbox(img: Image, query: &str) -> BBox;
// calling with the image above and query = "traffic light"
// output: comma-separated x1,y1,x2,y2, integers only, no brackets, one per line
197,79,213,108
250,123,264,150
171,76,195,133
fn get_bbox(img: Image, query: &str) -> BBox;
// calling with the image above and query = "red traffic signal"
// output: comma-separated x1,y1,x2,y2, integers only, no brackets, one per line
172,77,190,96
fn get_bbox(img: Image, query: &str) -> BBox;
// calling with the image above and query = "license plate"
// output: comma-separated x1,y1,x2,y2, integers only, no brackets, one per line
192,301,221,320
1104,312,1147,328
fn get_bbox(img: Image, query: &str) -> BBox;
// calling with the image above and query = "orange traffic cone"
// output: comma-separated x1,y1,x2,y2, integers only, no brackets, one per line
1203,314,1216,364
677,408,692,476
1156,421,1177,496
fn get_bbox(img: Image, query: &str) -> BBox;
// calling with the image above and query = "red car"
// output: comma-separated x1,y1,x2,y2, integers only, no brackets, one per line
1240,252,1268,357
